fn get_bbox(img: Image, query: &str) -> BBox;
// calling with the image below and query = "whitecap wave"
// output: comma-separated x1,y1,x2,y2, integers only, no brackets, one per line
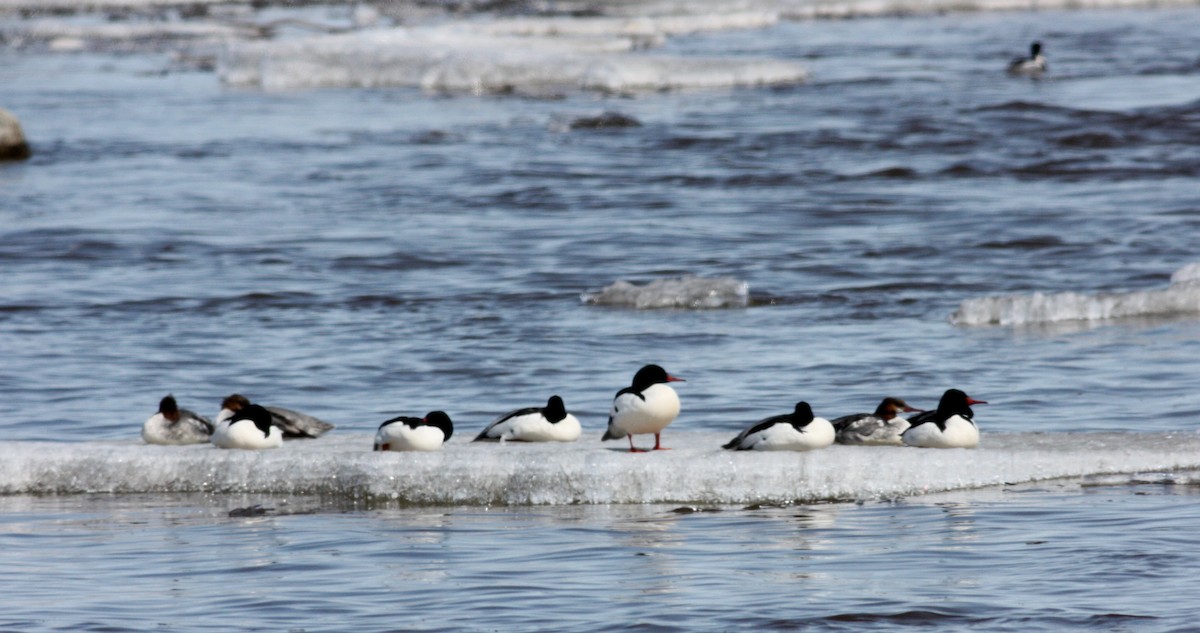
950,263,1200,326
3,431,1199,504
581,276,750,309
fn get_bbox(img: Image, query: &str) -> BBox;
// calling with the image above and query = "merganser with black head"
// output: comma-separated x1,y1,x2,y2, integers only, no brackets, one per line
211,402,283,449
217,393,334,439
602,364,683,452
901,389,987,448
1008,41,1046,75
142,394,213,445
832,397,922,445
474,395,581,442
723,401,835,451
375,411,454,452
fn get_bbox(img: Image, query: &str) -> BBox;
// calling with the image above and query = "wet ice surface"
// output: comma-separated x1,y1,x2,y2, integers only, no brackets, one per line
6,431,1200,504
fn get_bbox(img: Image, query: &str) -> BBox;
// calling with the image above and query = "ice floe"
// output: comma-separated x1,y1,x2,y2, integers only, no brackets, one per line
3,431,1199,505
582,276,751,309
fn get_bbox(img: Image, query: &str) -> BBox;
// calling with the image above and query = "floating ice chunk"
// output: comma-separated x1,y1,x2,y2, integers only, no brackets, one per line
3,431,1200,505
218,25,806,93
12,19,261,45
475,12,778,39
0,0,228,11
951,263,1200,326
1170,263,1200,286
582,276,750,309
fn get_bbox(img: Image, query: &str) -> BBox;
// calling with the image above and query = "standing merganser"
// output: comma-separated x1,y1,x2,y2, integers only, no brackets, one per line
832,397,922,445
901,389,987,448
375,411,454,451
212,403,283,449
602,364,683,452
474,395,581,442
1008,41,1046,75
217,394,334,439
142,394,213,445
723,401,835,451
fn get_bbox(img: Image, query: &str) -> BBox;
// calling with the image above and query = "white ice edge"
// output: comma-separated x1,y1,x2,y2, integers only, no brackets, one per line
3,431,1199,505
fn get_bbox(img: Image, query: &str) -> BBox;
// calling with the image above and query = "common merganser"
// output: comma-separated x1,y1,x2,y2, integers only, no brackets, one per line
211,403,283,449
375,411,453,451
217,394,334,439
832,397,922,445
723,401,835,451
474,395,581,442
901,389,987,448
1008,41,1046,75
142,394,213,445
602,364,683,452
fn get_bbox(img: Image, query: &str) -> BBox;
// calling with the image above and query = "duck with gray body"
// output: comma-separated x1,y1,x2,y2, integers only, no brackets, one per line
142,394,213,445
216,393,334,439
832,397,922,445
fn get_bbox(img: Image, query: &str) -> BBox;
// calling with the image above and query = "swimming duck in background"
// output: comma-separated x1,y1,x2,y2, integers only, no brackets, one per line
474,395,581,442
723,401,835,451
832,397,922,445
602,364,683,452
217,393,334,439
901,389,987,448
375,411,454,451
1007,41,1046,75
142,394,213,445
211,403,283,449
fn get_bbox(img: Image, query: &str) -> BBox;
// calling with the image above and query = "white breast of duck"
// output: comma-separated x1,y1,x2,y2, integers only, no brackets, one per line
211,404,283,450
901,389,985,449
607,383,680,437
901,414,978,448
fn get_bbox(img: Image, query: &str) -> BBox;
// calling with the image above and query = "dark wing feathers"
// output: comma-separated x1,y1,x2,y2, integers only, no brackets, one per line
830,412,868,432
723,414,790,450
474,405,543,441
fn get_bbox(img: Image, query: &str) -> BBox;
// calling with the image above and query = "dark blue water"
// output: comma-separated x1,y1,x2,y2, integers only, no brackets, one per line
3,482,1200,632
2,1,1200,629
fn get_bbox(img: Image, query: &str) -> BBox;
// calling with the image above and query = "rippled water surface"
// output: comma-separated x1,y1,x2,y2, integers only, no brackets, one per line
3,5,1200,440
4,482,1200,632
2,0,1200,629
